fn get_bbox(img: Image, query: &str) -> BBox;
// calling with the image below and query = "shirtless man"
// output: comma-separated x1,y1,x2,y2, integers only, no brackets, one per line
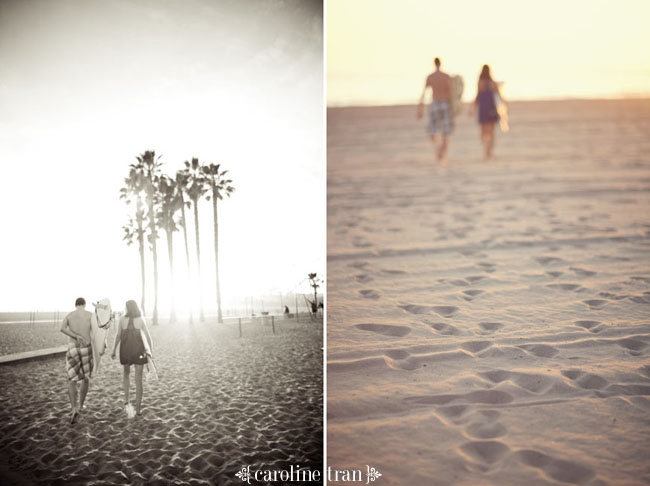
60,297,94,423
417,57,453,162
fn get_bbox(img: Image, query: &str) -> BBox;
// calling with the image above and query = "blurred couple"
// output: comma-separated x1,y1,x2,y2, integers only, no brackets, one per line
417,57,505,163
60,298,153,423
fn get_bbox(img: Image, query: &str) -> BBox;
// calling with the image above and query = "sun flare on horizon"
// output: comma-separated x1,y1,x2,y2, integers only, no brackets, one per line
0,0,324,313
327,0,650,106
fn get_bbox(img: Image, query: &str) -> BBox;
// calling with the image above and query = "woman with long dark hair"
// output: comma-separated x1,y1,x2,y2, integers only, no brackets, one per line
111,300,153,416
475,64,504,161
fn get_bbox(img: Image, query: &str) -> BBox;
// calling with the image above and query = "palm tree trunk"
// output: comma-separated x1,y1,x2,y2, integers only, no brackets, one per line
179,195,193,324
148,199,159,326
136,202,146,315
166,225,176,324
212,189,223,323
193,200,204,322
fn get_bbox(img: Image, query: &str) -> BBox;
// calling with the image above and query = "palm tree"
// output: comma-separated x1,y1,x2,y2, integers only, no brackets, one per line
120,166,147,314
183,157,208,322
139,150,162,326
157,174,180,324
175,169,194,325
308,273,320,313
202,163,235,324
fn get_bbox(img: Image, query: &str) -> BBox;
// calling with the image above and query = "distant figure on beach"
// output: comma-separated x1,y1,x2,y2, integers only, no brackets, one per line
474,64,505,161
60,297,93,424
284,305,290,315
417,57,453,162
111,300,153,417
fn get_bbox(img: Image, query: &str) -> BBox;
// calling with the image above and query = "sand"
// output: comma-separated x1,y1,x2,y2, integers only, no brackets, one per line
327,99,650,485
0,317,322,485
0,321,66,356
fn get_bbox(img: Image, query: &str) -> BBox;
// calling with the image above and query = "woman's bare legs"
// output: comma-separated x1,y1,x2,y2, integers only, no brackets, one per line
480,123,496,161
135,364,144,414
123,365,130,404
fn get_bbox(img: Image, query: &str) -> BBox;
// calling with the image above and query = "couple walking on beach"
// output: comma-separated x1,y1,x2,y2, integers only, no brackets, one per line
417,57,505,162
60,298,153,424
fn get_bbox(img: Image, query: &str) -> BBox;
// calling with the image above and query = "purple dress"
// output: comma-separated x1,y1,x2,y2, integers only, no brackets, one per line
477,82,500,124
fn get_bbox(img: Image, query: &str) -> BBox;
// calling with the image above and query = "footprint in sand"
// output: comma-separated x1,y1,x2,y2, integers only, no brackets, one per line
352,239,373,248
583,299,608,309
383,350,419,371
433,306,459,317
599,291,628,300
449,279,470,287
480,368,554,393
518,344,559,358
638,365,650,379
466,275,486,283
569,266,596,277
398,304,459,318
512,373,555,393
355,274,374,283
478,322,504,333
460,441,510,465
616,338,648,352
380,268,406,275
629,294,650,304
477,262,496,273
349,261,369,269
478,369,511,384
545,283,583,292
354,323,411,337
358,289,381,300
462,289,485,301
561,369,609,389
574,320,603,333
461,341,493,354
546,271,564,278
465,422,507,440
427,322,461,336
515,449,595,484
535,256,565,266
478,410,501,421
398,304,431,314
435,405,470,422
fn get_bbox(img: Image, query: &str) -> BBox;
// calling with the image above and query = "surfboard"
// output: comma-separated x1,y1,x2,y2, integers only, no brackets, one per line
91,298,113,375
494,83,509,132
140,328,159,381
449,75,464,116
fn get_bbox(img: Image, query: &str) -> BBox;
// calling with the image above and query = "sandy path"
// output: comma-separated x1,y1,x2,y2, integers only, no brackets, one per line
327,100,650,485
0,319,323,485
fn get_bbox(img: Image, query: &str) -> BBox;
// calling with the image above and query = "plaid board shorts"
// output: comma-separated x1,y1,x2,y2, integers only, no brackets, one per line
66,342,93,382
427,100,453,135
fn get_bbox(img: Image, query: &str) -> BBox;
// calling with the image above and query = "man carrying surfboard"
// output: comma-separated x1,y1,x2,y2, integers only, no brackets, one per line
418,57,454,163
60,297,94,424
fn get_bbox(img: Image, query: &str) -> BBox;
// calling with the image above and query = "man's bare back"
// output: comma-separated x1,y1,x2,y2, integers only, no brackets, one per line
62,309,92,345
426,71,451,101
418,57,453,163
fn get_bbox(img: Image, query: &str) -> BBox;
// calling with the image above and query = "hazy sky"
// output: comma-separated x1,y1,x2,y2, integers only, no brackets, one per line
327,0,650,106
0,0,323,312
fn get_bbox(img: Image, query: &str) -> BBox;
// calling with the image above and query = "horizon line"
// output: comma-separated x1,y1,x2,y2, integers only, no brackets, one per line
327,94,650,109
